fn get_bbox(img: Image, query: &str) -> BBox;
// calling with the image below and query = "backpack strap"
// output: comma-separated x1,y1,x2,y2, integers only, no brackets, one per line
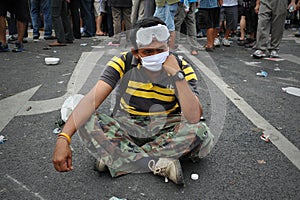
111,51,133,117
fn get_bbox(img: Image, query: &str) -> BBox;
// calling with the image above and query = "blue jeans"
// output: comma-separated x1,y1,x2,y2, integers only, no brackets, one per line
30,0,52,37
80,0,95,36
154,3,178,31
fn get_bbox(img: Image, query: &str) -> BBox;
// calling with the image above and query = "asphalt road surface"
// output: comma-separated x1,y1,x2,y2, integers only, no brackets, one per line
0,29,299,200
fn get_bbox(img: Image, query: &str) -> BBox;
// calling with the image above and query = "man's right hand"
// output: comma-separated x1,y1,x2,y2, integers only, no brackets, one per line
52,138,73,172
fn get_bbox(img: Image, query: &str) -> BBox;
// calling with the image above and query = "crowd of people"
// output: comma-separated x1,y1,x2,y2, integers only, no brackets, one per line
1,0,300,57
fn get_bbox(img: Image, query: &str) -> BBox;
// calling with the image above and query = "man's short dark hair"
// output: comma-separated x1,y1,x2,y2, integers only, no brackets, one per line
130,17,167,50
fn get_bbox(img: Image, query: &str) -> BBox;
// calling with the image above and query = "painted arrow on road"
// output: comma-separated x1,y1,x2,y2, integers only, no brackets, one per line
0,85,41,132
0,51,104,132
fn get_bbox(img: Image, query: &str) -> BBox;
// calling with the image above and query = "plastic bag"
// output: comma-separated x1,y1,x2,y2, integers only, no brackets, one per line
61,94,84,122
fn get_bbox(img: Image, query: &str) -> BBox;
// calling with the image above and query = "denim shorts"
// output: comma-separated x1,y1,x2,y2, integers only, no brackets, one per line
154,3,178,31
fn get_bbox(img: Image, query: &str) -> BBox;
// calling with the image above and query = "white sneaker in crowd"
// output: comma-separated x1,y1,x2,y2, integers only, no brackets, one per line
214,38,220,47
252,50,267,59
269,50,279,58
222,38,231,47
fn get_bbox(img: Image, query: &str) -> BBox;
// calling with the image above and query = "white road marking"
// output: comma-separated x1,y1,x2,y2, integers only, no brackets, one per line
280,54,300,65
0,51,104,132
5,174,46,200
0,85,41,132
16,51,104,116
182,47,300,170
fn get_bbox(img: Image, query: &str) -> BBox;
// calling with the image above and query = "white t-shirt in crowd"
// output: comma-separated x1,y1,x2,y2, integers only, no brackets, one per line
222,0,238,6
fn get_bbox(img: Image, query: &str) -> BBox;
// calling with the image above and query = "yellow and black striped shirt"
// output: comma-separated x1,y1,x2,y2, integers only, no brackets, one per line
100,52,199,116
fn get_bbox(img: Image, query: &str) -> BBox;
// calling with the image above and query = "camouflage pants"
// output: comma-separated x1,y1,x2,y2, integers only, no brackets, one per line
78,112,214,177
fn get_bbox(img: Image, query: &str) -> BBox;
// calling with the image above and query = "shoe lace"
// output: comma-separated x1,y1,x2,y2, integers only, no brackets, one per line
148,160,167,177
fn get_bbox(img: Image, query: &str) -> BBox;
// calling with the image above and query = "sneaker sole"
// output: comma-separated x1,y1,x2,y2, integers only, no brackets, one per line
173,159,184,185
252,54,266,59
12,49,24,53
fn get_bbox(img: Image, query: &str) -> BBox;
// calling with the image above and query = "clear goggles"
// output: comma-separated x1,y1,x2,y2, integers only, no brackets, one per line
136,24,170,47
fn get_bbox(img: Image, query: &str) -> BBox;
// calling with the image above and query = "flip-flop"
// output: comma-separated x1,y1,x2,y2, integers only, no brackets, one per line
96,32,107,36
48,42,66,47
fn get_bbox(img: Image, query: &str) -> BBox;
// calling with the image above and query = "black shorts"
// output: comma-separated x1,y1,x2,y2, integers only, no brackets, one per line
0,0,29,22
198,7,220,29
239,2,258,34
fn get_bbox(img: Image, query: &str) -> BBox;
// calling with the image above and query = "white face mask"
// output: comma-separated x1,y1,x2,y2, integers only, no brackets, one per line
140,51,169,72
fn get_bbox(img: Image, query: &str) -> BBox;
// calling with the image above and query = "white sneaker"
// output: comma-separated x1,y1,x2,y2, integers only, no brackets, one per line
269,50,279,58
148,158,184,185
252,50,267,59
95,159,107,172
222,38,231,47
214,38,220,47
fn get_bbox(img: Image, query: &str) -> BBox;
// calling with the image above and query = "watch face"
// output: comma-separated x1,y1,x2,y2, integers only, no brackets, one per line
173,71,185,81
178,72,185,79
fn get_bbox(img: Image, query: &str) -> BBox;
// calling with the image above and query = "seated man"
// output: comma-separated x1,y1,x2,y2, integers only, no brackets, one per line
52,17,214,185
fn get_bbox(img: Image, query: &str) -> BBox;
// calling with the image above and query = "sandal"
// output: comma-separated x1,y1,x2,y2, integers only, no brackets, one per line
96,31,107,36
204,45,214,52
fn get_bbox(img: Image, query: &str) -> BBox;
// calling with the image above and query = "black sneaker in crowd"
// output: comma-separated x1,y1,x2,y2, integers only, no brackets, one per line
8,35,18,43
23,38,28,43
33,35,40,40
0,42,9,52
245,40,256,48
12,42,24,53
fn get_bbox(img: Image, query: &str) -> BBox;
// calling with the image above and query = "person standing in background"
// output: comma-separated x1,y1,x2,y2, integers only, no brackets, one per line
50,0,74,46
131,0,145,25
237,0,258,48
0,0,29,52
175,0,200,55
107,0,132,45
252,0,297,58
94,0,108,36
30,0,55,40
198,0,223,51
68,0,81,39
154,0,179,50
144,0,156,17
80,0,95,37
219,0,238,47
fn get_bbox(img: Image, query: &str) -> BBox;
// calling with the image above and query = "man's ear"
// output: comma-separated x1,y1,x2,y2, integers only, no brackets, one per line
131,48,139,59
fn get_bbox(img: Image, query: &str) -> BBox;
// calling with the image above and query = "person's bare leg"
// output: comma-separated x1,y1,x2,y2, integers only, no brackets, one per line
95,15,104,35
169,31,176,50
16,20,26,43
206,28,214,48
224,29,231,39
239,16,246,40
0,16,7,44
95,15,101,34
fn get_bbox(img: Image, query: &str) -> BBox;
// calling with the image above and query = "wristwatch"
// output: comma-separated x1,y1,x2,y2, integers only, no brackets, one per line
172,70,185,81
